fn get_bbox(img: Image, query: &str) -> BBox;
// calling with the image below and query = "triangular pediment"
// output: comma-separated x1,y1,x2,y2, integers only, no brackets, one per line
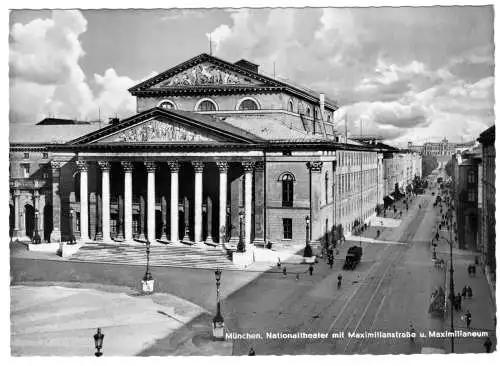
129,54,282,94
97,117,222,143
151,62,264,88
69,108,263,145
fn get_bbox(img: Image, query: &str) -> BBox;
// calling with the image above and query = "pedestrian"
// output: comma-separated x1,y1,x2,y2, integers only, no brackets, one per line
465,310,472,329
483,337,492,353
248,347,256,356
309,264,314,276
328,255,334,269
472,265,476,277
277,258,281,268
467,285,473,298
456,292,462,311
337,273,343,289
462,286,467,298
296,273,299,281
282,266,287,277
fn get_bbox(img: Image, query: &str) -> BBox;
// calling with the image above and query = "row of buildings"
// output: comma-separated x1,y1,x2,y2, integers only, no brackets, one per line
408,138,475,156
447,125,495,291
9,53,422,254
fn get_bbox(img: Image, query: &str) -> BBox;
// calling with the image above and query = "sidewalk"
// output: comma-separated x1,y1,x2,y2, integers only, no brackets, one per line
441,253,497,353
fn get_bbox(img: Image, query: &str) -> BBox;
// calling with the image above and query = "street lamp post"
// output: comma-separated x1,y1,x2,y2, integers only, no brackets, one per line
212,267,225,340
93,328,104,357
141,240,154,294
305,216,310,246
32,208,41,244
237,211,245,252
68,208,76,244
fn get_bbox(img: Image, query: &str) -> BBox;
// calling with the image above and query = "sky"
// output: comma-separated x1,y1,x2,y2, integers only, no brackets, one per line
8,6,495,146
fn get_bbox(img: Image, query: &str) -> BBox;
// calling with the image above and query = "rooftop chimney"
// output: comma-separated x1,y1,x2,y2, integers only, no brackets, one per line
234,59,259,73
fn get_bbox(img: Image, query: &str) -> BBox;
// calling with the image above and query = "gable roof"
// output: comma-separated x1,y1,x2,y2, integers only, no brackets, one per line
68,107,264,145
129,53,339,110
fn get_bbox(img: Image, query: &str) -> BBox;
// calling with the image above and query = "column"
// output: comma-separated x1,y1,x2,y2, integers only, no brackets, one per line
254,161,265,245
216,161,229,244
13,190,20,239
192,161,204,244
50,161,61,242
242,161,255,245
168,161,180,243
307,161,323,246
145,161,156,242
98,161,111,242
77,161,89,241
122,161,134,242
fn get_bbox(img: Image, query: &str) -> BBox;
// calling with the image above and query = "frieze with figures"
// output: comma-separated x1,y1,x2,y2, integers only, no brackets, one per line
107,120,214,143
156,63,259,87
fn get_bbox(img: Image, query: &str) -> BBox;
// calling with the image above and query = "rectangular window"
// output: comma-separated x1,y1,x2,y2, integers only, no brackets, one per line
283,218,293,239
468,189,476,202
23,152,29,159
20,163,30,178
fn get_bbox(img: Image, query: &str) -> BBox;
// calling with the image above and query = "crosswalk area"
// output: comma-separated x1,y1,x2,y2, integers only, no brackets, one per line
66,242,240,270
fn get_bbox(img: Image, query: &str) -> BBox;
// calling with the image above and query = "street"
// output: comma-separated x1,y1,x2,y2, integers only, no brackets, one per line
10,187,496,356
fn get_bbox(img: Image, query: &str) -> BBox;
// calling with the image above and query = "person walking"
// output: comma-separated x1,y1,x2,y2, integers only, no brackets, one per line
456,292,462,311
309,264,314,276
465,310,472,329
483,337,492,353
328,254,334,269
462,286,467,298
337,273,343,289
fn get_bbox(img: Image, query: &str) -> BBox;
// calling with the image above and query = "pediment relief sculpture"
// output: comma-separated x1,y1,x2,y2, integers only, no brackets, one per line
105,120,213,143
156,63,258,87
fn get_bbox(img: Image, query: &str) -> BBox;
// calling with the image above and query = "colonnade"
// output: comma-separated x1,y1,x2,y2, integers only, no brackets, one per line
72,159,258,245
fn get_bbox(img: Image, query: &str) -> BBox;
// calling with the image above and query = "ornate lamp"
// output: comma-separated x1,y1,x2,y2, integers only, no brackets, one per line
32,208,41,244
237,211,245,252
212,267,225,340
93,328,104,357
68,208,76,244
141,240,154,294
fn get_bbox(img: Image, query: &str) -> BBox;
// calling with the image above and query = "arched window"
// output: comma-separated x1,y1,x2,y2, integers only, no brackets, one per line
325,171,329,203
238,98,259,111
279,172,295,207
158,100,176,110
196,99,217,111
288,100,294,112
306,107,311,116
327,114,331,122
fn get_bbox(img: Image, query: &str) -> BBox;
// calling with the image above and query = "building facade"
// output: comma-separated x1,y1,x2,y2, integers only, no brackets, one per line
408,138,475,156
477,125,495,288
9,53,422,256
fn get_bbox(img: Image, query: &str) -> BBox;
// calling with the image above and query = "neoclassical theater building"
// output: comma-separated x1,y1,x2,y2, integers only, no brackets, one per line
9,53,420,251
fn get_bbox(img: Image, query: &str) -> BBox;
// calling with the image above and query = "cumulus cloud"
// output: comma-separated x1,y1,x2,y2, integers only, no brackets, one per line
210,8,494,144
9,10,140,124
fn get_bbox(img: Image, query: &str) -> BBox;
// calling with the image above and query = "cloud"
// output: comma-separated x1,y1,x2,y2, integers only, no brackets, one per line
210,8,493,144
9,10,140,124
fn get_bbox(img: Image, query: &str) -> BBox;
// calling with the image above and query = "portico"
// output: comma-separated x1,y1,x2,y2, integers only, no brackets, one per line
68,154,261,247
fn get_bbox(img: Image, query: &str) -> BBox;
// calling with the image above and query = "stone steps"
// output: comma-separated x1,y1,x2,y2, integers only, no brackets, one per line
67,243,239,270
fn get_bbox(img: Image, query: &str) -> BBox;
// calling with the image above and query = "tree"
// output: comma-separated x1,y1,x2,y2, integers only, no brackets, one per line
422,155,438,177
